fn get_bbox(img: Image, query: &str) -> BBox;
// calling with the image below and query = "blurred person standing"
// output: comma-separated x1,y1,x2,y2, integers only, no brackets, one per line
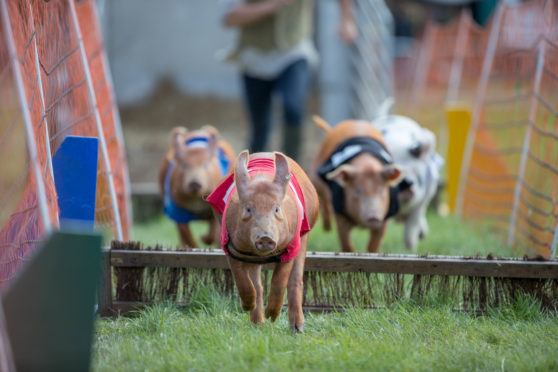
221,0,357,161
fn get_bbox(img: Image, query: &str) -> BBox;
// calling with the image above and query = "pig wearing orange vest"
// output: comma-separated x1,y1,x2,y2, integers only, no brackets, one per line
310,117,401,253
207,151,318,332
159,125,235,248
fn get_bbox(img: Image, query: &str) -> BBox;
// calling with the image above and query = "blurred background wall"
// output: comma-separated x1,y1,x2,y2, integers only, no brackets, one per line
98,0,240,105
95,0,492,182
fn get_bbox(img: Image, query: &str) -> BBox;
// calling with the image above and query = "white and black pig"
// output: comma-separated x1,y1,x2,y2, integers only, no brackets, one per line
207,151,318,332
374,115,444,251
158,125,235,248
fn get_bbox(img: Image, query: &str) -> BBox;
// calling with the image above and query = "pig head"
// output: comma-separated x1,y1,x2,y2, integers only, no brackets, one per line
158,125,235,248
375,115,444,251
311,118,401,253
207,151,318,332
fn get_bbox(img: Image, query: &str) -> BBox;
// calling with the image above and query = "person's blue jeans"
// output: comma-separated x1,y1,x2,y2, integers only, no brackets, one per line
242,59,309,157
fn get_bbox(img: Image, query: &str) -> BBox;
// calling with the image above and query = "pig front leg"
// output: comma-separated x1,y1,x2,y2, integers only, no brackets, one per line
319,194,333,231
265,259,295,322
419,211,429,239
247,264,264,324
201,218,219,246
177,223,197,248
334,214,355,252
227,258,257,313
312,176,332,231
367,222,388,253
287,234,308,333
403,202,428,251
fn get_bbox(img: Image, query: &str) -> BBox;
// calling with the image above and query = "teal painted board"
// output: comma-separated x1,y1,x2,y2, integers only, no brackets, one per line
2,231,102,372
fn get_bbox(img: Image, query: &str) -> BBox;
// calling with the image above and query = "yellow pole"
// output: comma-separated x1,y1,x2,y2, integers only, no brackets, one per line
445,104,471,213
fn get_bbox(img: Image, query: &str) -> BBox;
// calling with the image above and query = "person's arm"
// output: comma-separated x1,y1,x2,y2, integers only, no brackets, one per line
337,0,358,44
223,0,293,28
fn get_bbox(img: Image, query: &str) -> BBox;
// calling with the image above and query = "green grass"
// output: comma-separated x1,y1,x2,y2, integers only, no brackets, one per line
93,291,558,372
132,211,517,257
92,212,545,371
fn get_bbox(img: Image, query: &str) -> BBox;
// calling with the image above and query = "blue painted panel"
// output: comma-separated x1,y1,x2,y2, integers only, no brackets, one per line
52,136,99,229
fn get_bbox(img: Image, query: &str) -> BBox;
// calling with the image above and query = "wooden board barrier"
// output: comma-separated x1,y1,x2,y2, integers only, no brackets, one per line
109,249,558,279
101,248,558,316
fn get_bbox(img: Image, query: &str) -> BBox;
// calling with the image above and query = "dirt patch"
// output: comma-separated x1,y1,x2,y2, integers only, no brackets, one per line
121,82,324,183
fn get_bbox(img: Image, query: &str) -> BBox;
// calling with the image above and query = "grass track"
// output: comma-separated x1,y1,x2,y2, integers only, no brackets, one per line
91,213,558,371
93,291,558,371
131,211,517,257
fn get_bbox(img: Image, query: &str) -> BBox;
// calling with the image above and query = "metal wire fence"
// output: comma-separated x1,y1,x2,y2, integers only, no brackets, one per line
349,0,394,120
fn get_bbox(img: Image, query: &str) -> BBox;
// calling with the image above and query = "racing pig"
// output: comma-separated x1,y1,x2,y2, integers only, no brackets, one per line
207,151,318,332
374,115,443,251
158,125,235,247
310,116,401,253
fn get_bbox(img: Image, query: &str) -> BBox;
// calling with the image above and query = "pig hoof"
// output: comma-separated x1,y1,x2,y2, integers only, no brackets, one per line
290,324,304,333
250,316,265,325
264,307,281,321
241,302,256,312
201,234,213,246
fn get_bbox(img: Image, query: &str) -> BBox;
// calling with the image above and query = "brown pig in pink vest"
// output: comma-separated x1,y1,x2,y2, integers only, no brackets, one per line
207,151,318,332
158,125,235,248
310,117,402,253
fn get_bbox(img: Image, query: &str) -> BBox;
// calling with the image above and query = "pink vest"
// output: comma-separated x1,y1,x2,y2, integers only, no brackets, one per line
206,158,310,263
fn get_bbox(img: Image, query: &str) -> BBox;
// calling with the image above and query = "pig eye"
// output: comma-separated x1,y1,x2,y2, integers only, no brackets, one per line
242,205,253,220
273,205,284,220
355,187,363,196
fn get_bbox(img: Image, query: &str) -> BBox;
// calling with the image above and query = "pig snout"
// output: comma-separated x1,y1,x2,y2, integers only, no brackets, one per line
365,213,383,228
359,197,387,229
254,233,277,252
187,180,202,194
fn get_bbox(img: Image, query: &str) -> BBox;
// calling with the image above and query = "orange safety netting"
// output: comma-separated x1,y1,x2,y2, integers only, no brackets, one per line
406,15,462,154
398,0,558,257
0,0,130,291
510,2,558,255
461,0,554,256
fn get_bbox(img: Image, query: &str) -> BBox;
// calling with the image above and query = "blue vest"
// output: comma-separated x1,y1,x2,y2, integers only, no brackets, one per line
164,137,230,223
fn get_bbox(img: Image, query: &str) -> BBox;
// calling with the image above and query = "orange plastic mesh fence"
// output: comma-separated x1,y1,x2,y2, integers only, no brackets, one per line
406,16,461,153
393,37,421,114
74,0,131,241
448,11,490,105
508,2,558,256
396,0,558,257
449,0,558,257
0,0,130,291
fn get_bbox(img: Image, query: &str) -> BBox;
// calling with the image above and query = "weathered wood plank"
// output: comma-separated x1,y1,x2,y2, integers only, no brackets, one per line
109,250,558,279
111,250,230,269
98,248,113,317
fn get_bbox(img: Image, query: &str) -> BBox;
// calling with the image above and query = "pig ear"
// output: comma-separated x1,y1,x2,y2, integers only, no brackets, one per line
273,152,290,198
202,125,219,155
382,165,402,183
234,150,250,201
326,164,356,187
171,127,188,155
